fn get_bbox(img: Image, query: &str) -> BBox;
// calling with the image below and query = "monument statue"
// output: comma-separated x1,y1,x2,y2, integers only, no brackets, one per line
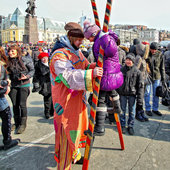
25,0,36,16
23,0,38,44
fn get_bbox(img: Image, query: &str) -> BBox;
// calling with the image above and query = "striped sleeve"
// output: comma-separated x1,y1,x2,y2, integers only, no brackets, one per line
53,54,93,92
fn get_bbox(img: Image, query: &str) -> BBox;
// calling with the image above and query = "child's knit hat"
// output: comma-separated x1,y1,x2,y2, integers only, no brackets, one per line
83,20,100,39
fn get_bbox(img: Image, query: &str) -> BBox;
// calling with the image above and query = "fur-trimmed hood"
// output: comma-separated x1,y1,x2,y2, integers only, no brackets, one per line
143,44,149,59
119,45,129,53
136,44,149,59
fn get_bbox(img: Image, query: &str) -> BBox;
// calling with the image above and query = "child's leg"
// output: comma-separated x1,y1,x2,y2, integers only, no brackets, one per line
120,95,127,127
127,96,136,127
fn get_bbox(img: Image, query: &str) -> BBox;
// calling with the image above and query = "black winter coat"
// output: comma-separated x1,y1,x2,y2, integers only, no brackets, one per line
118,65,144,106
33,60,51,96
146,50,165,81
7,56,34,87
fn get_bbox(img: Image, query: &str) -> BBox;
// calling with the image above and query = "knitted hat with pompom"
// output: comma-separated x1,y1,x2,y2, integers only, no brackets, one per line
83,20,100,39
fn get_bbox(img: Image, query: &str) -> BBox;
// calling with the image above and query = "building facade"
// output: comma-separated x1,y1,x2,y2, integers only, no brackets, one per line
1,8,25,43
0,8,66,44
114,24,147,31
139,29,159,43
114,29,139,45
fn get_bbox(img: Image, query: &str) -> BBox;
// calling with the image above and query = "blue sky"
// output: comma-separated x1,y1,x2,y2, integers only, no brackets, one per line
1,0,170,30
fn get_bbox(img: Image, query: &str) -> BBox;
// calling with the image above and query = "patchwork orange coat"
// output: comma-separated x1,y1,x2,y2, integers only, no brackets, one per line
50,47,96,162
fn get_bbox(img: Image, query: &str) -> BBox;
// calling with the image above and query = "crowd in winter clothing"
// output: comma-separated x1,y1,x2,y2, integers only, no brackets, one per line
0,23,169,170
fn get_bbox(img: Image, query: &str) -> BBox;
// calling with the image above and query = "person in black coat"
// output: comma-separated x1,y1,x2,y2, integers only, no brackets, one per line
7,45,35,134
129,39,140,56
32,52,53,119
118,53,144,135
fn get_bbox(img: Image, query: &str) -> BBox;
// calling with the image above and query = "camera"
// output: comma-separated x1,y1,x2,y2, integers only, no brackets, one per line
0,80,8,87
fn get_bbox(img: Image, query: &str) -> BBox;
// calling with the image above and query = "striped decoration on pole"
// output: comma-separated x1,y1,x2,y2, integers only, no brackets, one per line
102,0,125,151
90,0,101,28
103,0,112,32
82,1,113,170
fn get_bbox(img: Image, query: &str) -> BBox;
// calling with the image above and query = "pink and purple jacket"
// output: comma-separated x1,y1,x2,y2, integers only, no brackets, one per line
93,30,124,91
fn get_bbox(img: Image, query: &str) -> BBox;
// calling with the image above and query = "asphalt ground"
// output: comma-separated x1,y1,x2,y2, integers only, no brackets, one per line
0,88,170,170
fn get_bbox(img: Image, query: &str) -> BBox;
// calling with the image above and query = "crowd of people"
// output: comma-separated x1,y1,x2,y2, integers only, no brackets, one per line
0,21,170,169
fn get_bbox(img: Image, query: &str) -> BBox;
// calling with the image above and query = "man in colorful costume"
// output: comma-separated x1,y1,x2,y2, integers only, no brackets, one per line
50,22,103,169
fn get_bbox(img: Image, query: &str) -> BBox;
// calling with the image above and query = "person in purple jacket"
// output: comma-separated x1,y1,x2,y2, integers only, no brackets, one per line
83,20,124,136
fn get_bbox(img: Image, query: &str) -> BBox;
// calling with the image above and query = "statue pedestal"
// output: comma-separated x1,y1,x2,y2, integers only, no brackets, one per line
23,15,38,44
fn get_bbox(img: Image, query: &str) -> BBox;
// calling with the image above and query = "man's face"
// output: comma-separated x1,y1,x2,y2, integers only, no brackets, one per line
125,58,133,67
150,49,157,54
74,38,84,48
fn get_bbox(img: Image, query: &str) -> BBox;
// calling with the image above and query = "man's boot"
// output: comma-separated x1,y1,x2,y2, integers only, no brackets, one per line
140,110,149,121
3,138,20,150
16,117,27,134
135,110,145,122
93,111,106,136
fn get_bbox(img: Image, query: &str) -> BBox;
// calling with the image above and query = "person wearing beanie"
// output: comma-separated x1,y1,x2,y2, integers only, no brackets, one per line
150,42,158,50
126,53,136,63
117,53,144,135
134,43,150,122
50,22,103,169
133,39,140,45
144,42,166,116
32,52,53,119
129,38,141,56
83,20,123,135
